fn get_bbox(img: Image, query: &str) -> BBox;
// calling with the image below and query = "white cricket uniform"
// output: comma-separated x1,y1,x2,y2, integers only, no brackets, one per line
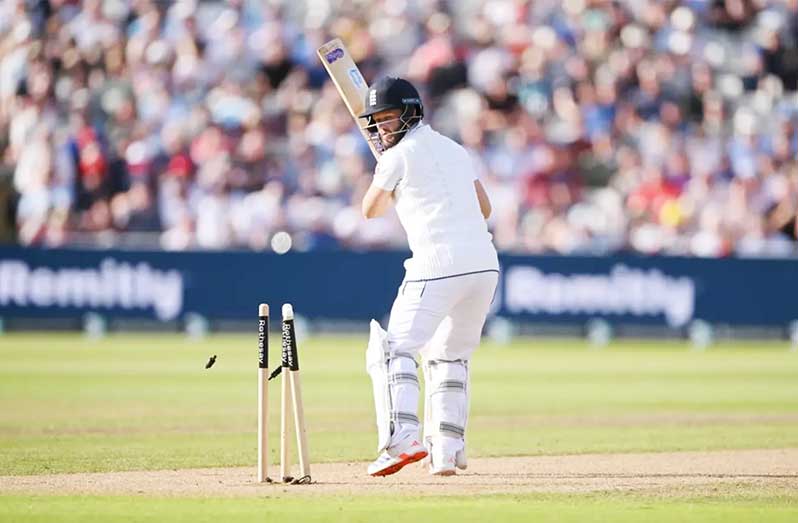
366,121,499,468
372,122,500,362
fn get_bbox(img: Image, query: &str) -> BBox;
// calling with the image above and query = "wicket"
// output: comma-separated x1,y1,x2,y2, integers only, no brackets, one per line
257,304,269,483
257,302,311,485
280,304,311,483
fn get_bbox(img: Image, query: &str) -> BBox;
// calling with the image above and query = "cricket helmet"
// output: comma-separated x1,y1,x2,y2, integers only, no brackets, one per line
359,77,424,150
359,77,424,120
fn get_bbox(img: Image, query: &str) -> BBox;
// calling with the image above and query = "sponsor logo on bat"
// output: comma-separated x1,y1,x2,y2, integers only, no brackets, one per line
348,68,364,88
325,48,344,64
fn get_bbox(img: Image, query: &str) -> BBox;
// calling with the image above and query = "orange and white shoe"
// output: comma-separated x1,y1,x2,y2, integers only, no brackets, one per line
368,437,428,477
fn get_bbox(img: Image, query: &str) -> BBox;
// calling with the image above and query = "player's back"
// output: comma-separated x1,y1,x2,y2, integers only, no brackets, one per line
388,123,499,280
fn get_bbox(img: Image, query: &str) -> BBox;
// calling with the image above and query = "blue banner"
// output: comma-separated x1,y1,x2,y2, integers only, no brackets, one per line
0,247,796,328
498,255,798,328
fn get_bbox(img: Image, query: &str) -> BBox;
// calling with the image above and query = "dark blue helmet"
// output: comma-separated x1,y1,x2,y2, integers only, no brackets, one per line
359,77,424,120
359,77,424,149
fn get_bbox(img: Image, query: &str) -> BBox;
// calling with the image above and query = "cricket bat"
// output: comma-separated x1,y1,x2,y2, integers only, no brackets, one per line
316,38,382,159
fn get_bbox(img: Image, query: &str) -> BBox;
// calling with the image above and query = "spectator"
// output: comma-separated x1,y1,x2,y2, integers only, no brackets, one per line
0,0,796,258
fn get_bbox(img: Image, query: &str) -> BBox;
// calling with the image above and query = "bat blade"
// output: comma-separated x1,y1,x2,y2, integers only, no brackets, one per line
316,38,382,159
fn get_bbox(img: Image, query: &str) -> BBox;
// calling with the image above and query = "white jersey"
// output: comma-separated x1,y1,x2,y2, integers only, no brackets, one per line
372,123,499,280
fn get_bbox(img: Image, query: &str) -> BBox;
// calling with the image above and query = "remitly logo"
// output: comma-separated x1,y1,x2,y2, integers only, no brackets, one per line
0,258,184,320
504,264,695,327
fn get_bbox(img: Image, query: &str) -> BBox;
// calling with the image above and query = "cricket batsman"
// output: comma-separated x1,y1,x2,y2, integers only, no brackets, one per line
361,77,499,476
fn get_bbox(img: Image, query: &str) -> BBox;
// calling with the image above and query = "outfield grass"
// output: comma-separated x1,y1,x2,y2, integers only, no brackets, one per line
1,333,796,521
1,492,796,523
1,334,797,475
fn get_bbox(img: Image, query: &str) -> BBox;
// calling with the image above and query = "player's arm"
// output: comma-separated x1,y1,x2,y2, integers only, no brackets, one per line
474,180,491,219
362,184,393,219
362,149,404,220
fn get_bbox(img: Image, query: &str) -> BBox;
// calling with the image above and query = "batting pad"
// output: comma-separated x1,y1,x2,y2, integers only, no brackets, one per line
423,359,468,452
366,320,420,452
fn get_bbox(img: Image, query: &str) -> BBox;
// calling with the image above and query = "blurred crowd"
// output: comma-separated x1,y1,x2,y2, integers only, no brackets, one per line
1,0,797,256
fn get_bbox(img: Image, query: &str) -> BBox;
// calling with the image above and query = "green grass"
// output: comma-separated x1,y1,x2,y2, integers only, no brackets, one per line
1,333,797,520
1,493,796,523
1,335,797,475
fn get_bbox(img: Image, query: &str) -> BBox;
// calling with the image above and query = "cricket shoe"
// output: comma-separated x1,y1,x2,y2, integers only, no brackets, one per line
430,454,456,476
455,448,467,470
368,436,428,477
428,441,464,476
429,445,457,476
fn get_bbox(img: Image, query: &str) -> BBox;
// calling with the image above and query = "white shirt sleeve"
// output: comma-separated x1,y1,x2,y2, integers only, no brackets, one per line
372,149,406,191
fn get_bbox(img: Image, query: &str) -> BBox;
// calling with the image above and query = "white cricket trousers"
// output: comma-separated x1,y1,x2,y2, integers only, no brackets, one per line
382,269,498,451
386,270,499,362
